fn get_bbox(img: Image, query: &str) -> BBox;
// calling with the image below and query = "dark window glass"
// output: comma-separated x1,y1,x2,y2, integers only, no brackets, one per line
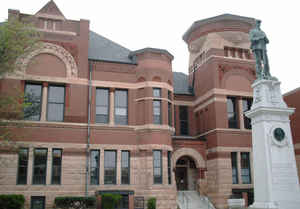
104,150,116,184
153,150,162,184
24,84,42,121
31,196,45,209
121,151,130,184
168,102,172,127
227,97,238,128
153,88,161,98
90,150,100,185
179,106,189,135
153,100,161,124
241,152,251,184
51,149,62,185
117,195,129,209
168,91,172,100
243,98,253,129
17,148,29,184
115,90,128,125
231,152,238,184
168,151,172,184
47,86,65,122
96,88,109,123
33,148,47,185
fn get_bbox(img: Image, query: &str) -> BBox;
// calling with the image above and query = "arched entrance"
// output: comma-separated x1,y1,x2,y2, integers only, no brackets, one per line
175,156,198,191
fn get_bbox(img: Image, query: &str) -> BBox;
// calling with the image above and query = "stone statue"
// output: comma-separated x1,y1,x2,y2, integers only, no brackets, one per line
249,20,276,80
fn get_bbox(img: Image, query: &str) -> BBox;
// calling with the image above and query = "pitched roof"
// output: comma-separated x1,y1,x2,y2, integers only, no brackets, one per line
88,31,134,64
183,13,256,42
173,72,192,95
35,0,65,20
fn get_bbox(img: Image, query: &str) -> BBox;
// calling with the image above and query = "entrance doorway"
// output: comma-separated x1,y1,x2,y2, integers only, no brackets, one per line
175,156,197,191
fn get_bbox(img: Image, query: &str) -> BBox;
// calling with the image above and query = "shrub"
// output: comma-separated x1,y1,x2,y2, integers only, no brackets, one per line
147,197,156,209
54,196,96,209
0,194,25,209
101,193,122,209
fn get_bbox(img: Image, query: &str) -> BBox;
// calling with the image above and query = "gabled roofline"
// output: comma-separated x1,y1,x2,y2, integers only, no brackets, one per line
183,13,256,43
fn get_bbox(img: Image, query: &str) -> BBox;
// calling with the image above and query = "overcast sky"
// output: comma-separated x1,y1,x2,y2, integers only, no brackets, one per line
1,0,299,93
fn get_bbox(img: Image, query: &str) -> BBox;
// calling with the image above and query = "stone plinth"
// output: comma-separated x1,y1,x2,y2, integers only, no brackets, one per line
246,79,300,209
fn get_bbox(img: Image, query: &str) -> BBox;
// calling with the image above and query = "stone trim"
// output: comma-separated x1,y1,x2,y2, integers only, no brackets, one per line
172,147,205,168
19,42,78,78
135,97,173,103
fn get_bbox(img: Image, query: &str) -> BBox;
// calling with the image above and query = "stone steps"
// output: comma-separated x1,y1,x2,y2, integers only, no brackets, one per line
177,191,216,209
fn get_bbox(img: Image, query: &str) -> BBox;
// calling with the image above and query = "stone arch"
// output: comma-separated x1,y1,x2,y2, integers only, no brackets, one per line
137,76,146,82
173,147,205,168
20,42,78,78
152,76,161,82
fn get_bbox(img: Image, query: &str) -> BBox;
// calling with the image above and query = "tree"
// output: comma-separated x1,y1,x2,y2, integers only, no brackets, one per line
0,17,40,146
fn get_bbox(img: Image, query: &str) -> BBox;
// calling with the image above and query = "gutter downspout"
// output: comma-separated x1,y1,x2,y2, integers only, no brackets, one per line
85,61,92,196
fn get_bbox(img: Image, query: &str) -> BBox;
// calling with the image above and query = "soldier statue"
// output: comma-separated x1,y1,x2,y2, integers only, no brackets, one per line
249,20,276,80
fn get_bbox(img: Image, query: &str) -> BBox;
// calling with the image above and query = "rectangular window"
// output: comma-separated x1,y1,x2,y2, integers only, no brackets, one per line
168,151,172,184
153,100,161,124
243,98,253,129
231,152,238,184
17,148,29,184
115,90,128,125
168,102,172,127
51,149,62,185
153,88,161,98
31,196,45,209
96,88,109,123
241,152,251,184
168,91,172,100
118,195,129,209
179,106,189,135
24,83,42,121
104,150,117,184
153,150,162,184
47,85,65,122
33,148,48,185
227,97,238,128
90,150,100,185
121,151,130,184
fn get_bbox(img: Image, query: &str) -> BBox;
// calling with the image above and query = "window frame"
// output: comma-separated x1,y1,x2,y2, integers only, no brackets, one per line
32,148,48,185
241,152,251,184
17,148,29,185
167,151,172,184
90,150,100,185
24,83,43,121
114,89,128,125
179,106,189,135
231,152,239,184
104,150,117,184
46,84,65,122
95,88,110,124
121,151,130,185
153,100,162,125
227,97,238,129
51,148,62,185
242,98,253,129
153,88,161,98
153,150,162,184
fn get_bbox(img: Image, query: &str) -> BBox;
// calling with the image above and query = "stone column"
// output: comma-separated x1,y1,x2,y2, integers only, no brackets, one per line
117,149,121,185
46,148,52,185
109,88,115,125
238,98,244,130
100,150,104,184
27,147,34,185
40,82,48,121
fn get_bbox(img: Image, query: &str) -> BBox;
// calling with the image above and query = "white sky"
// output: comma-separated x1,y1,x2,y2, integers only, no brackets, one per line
1,0,299,94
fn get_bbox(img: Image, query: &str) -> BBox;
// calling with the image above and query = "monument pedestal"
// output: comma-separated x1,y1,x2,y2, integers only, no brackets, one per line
246,79,300,209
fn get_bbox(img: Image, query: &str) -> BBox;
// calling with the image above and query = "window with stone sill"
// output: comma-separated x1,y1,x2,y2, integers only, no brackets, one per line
51,149,62,185
121,151,130,184
179,106,189,135
17,148,29,185
231,152,239,184
241,152,251,184
96,88,109,124
153,150,162,184
32,148,48,185
115,90,128,125
47,85,65,122
24,83,42,121
243,98,253,129
227,97,238,129
153,100,161,125
90,150,100,185
104,150,117,184
153,88,161,98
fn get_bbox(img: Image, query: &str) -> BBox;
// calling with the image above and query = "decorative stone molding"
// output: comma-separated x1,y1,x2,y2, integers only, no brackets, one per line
19,42,78,78
172,147,205,168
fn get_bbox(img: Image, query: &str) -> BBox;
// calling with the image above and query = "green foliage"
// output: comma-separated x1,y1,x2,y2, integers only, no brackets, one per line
0,17,40,77
54,196,96,209
101,193,122,209
147,197,156,209
0,194,25,209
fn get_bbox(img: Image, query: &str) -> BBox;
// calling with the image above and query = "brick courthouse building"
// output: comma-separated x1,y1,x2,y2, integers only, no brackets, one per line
1,1,300,209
